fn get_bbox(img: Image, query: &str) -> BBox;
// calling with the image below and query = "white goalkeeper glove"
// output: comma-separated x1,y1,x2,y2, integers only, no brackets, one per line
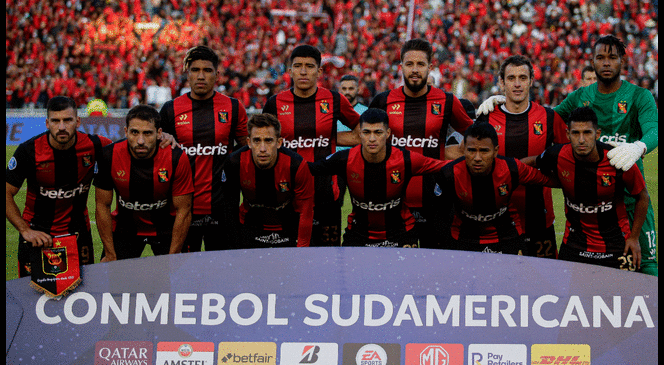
606,140,647,171
476,95,506,116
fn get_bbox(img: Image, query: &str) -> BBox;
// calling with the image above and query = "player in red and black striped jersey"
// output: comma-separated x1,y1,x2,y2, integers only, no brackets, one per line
159,46,248,252
94,105,194,261
532,107,648,270
475,55,569,259
6,96,112,277
222,114,314,248
309,109,447,247
262,44,361,246
369,39,473,248
432,122,557,255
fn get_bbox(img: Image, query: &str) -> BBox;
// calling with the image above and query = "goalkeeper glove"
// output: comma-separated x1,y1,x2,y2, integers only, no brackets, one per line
606,140,646,171
476,95,506,116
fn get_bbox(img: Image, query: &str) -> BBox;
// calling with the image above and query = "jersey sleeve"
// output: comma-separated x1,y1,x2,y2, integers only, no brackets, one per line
293,161,315,247
635,88,658,154
171,150,194,196
92,144,115,191
516,158,556,187
234,102,249,143
622,163,646,196
450,94,474,134
368,91,389,110
307,149,349,177
6,142,30,188
159,100,176,136
552,111,569,144
553,88,582,122
261,95,278,116
535,144,563,177
337,91,360,130
410,150,448,175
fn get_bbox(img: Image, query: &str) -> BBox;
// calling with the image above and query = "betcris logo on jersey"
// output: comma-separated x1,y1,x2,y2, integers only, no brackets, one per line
461,206,508,222
183,143,228,156
565,197,613,213
283,136,330,149
352,197,401,211
39,183,90,199
391,135,439,148
118,196,168,211
599,133,628,143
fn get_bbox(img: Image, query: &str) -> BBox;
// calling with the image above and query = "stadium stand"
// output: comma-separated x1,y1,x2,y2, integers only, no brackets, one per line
5,0,658,111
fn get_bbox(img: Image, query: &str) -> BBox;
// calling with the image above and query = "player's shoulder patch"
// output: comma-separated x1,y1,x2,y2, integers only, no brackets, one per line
8,157,17,170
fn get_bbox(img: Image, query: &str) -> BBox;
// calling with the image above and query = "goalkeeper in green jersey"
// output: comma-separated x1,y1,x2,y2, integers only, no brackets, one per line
477,35,658,276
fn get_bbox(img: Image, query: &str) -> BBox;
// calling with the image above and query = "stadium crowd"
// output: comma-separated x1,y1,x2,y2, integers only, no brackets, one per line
5,0,659,111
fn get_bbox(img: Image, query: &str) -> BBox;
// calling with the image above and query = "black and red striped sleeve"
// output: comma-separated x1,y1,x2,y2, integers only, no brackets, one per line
6,141,32,188
92,142,116,191
233,102,249,143
171,149,194,196
535,143,564,176
307,149,350,177
159,100,176,136
622,164,646,196
450,95,474,134
409,150,448,175
552,110,569,144
368,91,389,110
293,161,315,247
261,95,278,116
337,91,360,130
517,157,556,187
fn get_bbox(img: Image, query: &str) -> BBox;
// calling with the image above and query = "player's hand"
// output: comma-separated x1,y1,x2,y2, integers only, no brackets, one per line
606,141,646,171
476,95,506,116
100,253,117,263
159,132,180,149
21,228,53,248
623,237,641,271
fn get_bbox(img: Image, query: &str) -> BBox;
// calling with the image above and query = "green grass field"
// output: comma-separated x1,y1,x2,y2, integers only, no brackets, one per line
5,145,658,281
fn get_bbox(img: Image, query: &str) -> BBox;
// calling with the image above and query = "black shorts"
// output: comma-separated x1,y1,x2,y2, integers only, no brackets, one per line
523,224,558,259
558,244,634,271
342,228,419,248
311,201,341,246
18,228,94,278
240,225,297,248
102,232,171,261
183,213,234,252
453,235,526,255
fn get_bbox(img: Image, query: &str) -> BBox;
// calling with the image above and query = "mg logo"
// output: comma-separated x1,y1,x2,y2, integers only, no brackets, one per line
391,104,401,111
281,105,289,112
420,345,449,365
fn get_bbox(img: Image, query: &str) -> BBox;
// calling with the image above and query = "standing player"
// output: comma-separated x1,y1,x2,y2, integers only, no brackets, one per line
262,44,361,246
222,114,314,248
533,107,648,270
476,35,658,275
95,105,193,261
6,96,112,277
309,109,447,247
580,65,597,87
475,55,568,259
369,38,474,248
159,45,248,252
431,122,557,255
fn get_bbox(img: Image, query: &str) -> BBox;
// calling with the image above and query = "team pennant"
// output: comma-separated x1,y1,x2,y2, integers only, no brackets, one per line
29,233,81,299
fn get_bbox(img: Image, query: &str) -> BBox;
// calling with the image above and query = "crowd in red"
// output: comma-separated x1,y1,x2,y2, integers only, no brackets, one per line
6,0,658,111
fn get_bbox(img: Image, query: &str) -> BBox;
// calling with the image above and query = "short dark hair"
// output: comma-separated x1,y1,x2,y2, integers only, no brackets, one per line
567,107,598,129
248,113,281,137
126,104,161,129
499,55,534,81
47,96,77,118
290,44,321,68
581,65,595,76
340,74,359,83
359,108,389,129
183,45,220,72
464,122,499,147
401,38,433,64
593,35,626,58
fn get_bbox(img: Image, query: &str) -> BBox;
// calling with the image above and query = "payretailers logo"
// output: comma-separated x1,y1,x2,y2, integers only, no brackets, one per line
218,342,276,364
530,344,590,365
468,344,526,365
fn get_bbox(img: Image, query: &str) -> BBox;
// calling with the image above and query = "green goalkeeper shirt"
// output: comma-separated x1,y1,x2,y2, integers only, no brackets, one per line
554,80,658,157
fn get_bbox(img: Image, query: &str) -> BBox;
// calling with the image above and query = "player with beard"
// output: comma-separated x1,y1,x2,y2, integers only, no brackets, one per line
477,35,658,275
159,46,248,252
6,96,112,277
369,38,473,248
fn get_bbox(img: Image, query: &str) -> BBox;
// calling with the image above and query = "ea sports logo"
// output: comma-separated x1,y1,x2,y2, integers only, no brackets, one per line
356,344,387,365
420,345,449,365
178,344,193,358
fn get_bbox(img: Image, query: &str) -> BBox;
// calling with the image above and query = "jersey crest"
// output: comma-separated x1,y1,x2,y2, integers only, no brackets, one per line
498,184,509,196
8,157,17,170
320,101,329,114
158,168,169,183
218,111,228,123
431,103,441,115
601,174,612,187
617,101,627,114
533,122,543,135
82,155,92,167
279,181,289,192
391,170,401,184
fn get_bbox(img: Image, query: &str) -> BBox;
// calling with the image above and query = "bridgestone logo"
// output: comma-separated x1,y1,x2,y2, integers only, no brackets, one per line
566,197,613,213
118,196,168,211
391,135,439,148
461,206,508,222
39,184,90,199
351,196,400,211
183,143,227,156
283,136,330,149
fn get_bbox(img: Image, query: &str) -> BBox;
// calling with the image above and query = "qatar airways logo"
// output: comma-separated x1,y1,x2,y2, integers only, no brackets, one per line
462,206,508,222
283,136,330,149
566,197,613,213
118,196,168,211
391,135,439,148
183,143,228,156
351,196,401,211
599,134,628,143
39,184,90,199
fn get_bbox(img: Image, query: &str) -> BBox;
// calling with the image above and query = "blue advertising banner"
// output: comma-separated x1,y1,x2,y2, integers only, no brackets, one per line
5,248,657,365
6,116,125,145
